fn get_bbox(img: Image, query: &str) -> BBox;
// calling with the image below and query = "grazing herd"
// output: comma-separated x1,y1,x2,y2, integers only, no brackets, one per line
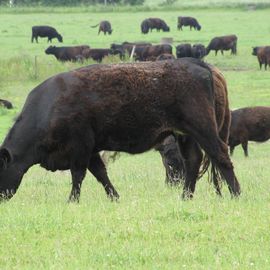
0,14,269,203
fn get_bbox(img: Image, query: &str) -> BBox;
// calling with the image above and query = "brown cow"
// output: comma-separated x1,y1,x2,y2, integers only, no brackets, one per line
45,45,90,62
229,106,270,156
81,48,119,63
136,44,173,61
31,25,63,43
91,20,112,35
206,35,237,55
141,18,170,34
252,46,270,70
0,59,240,202
177,16,201,31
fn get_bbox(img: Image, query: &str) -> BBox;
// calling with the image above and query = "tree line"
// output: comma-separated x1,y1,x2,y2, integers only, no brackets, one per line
0,0,144,6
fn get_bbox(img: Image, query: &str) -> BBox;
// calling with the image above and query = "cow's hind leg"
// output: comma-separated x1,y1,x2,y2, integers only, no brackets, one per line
69,168,87,203
88,153,119,200
241,141,248,157
178,137,203,199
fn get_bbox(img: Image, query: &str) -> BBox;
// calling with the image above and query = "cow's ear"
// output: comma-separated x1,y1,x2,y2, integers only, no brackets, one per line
0,148,12,170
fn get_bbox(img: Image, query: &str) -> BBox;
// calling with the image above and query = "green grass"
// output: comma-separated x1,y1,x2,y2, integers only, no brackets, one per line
0,7,270,269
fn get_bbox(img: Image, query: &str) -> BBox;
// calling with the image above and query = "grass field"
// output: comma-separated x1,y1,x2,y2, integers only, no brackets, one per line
0,5,270,269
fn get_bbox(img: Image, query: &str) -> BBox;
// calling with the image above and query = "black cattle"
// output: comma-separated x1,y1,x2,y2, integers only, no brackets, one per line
206,35,237,55
192,44,207,59
141,18,170,34
0,59,240,202
31,26,63,43
45,45,90,62
252,46,270,70
229,107,270,156
110,42,152,59
91,20,112,35
177,16,201,31
136,44,172,61
0,99,13,109
81,48,116,63
176,44,192,58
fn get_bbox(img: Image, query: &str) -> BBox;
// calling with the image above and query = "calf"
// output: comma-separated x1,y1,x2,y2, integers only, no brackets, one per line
32,26,63,43
156,53,176,61
137,44,172,61
0,99,13,109
252,46,270,70
81,48,114,63
45,45,90,62
177,16,201,31
141,18,170,34
206,35,237,55
229,106,270,156
91,20,112,35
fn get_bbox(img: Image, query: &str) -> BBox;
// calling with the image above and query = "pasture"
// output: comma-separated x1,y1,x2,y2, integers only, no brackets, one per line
0,5,270,269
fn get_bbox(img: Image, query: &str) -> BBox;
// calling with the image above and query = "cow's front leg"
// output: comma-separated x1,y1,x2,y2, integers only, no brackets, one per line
69,169,86,203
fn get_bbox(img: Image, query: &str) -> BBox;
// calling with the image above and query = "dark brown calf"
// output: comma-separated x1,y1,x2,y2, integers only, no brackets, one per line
229,107,270,156
32,25,63,43
141,18,170,34
252,46,270,70
81,48,114,62
91,20,112,35
137,44,173,61
177,16,201,31
206,35,237,55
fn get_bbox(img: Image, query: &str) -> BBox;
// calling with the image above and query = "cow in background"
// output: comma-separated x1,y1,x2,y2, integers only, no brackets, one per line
32,26,63,43
206,35,237,55
177,16,201,31
229,107,270,156
91,20,113,35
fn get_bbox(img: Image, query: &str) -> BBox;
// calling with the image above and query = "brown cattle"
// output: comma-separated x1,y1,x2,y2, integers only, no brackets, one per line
157,65,234,197
141,18,170,34
177,16,201,31
252,46,270,70
81,48,115,63
229,107,270,156
0,59,240,202
45,45,90,62
136,44,173,61
206,35,237,55
91,20,112,35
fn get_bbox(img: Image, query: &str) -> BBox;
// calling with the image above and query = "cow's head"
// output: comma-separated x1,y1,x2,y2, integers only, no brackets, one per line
192,44,207,59
108,29,113,35
163,25,170,32
45,46,56,55
252,47,259,56
57,34,63,43
197,24,201,31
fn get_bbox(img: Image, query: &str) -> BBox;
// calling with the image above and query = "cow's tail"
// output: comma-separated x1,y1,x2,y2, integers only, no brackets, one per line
198,65,229,194
91,23,99,28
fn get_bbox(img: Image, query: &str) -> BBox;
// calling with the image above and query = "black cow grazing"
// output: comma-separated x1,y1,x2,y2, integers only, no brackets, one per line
177,16,201,31
31,26,63,43
136,44,172,61
110,42,152,59
252,46,270,70
141,18,170,34
229,107,270,156
155,53,176,61
81,48,115,63
0,59,241,202
91,20,112,35
0,99,13,109
176,44,193,58
206,35,237,55
192,44,207,59
45,45,90,62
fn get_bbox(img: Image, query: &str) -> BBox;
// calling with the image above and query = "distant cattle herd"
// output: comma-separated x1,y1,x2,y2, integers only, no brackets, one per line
0,14,269,202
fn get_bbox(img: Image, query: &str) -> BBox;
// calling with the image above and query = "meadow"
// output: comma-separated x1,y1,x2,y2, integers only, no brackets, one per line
0,4,270,269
